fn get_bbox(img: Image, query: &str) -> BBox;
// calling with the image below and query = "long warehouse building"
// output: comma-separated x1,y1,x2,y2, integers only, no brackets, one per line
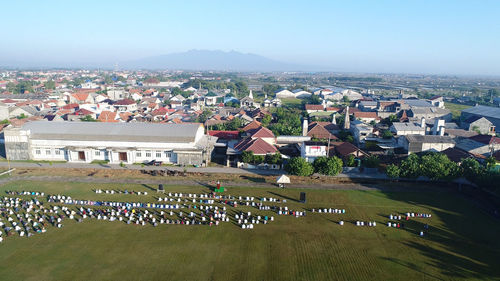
3,121,215,165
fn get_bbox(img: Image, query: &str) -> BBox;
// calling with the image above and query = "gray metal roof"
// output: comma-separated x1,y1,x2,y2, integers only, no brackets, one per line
462,105,500,120
405,135,455,144
22,121,203,143
391,122,425,131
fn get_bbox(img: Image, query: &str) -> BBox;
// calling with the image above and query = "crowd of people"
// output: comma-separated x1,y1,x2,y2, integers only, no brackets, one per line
95,189,148,196
311,208,346,214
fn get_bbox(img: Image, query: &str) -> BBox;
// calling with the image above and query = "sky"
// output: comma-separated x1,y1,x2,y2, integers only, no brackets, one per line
1,0,500,75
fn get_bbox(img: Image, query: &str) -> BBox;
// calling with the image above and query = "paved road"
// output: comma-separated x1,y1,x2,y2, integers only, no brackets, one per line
0,161,389,179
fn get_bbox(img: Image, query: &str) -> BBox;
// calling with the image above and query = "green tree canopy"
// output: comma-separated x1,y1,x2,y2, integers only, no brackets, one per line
285,157,314,176
313,156,343,176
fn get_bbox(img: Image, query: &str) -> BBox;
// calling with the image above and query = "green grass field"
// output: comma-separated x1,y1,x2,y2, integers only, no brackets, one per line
0,181,499,281
444,102,472,121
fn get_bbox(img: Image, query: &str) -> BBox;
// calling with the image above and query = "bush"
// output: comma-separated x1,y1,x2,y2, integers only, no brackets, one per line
344,155,357,167
363,155,380,168
285,157,314,176
386,164,400,178
313,156,343,176
241,151,254,164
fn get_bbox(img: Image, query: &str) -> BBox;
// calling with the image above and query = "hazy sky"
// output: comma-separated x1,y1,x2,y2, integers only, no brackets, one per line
2,0,500,75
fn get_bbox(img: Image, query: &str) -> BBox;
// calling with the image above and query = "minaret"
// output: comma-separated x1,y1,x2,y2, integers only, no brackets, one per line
264,92,268,99
249,90,254,100
302,118,309,137
344,106,350,130
332,113,337,125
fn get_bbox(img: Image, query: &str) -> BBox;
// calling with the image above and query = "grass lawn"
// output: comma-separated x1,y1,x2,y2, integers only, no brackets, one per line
445,102,471,121
281,98,303,109
0,181,499,280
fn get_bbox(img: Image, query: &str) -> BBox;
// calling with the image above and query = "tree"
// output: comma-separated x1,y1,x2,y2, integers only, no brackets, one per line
313,156,343,176
344,154,357,167
81,115,98,122
262,84,281,97
460,157,482,181
342,96,350,103
485,157,497,170
196,110,212,123
265,153,282,165
382,114,399,126
308,95,322,105
285,157,314,176
261,115,272,127
386,164,400,179
44,80,56,90
363,155,380,168
399,154,421,178
225,118,243,130
253,155,265,164
17,113,28,119
420,153,458,180
241,151,254,163
382,130,393,139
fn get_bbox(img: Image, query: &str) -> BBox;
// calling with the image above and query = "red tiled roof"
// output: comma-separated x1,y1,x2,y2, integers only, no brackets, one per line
305,104,324,111
249,126,275,138
115,99,135,105
119,112,132,121
334,142,367,158
72,93,89,101
98,111,118,122
354,112,378,118
242,120,262,132
74,108,94,116
234,138,278,155
307,123,338,139
325,107,341,112
208,130,240,140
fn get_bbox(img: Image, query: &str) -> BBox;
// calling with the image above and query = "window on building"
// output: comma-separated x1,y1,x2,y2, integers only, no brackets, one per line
35,149,41,155
95,150,101,156
55,149,61,155
136,152,142,157
45,149,51,155
146,151,152,157
156,151,162,158
165,152,172,158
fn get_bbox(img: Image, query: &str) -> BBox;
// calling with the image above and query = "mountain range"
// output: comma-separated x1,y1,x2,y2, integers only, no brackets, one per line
123,50,318,72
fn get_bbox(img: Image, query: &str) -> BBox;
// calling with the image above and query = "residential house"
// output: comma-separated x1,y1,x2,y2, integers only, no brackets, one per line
400,135,455,154
461,116,495,135
114,99,137,112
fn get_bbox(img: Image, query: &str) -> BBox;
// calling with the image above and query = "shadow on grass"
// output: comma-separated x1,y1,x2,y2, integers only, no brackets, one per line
268,191,300,203
381,186,500,279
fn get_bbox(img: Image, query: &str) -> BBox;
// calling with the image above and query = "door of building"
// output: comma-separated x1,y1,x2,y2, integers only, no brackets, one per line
78,151,86,161
119,152,128,162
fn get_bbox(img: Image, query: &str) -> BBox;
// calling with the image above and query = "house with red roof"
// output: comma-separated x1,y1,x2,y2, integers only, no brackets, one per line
353,111,380,123
247,126,276,145
114,99,137,112
242,120,262,132
305,104,324,113
70,92,94,104
97,111,118,122
234,137,278,156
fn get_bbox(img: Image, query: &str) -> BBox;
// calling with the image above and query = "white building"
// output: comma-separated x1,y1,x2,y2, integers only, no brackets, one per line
390,122,426,136
300,141,327,162
4,121,214,165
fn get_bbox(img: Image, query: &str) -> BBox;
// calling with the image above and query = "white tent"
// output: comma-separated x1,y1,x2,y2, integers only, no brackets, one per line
276,174,290,184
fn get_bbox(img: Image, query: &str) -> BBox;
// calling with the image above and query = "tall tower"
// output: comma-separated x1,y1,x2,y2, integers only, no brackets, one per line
332,113,337,125
302,118,309,137
344,106,350,130
249,90,254,100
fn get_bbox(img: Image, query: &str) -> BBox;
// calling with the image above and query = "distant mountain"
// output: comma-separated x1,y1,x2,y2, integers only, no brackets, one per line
123,50,314,72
